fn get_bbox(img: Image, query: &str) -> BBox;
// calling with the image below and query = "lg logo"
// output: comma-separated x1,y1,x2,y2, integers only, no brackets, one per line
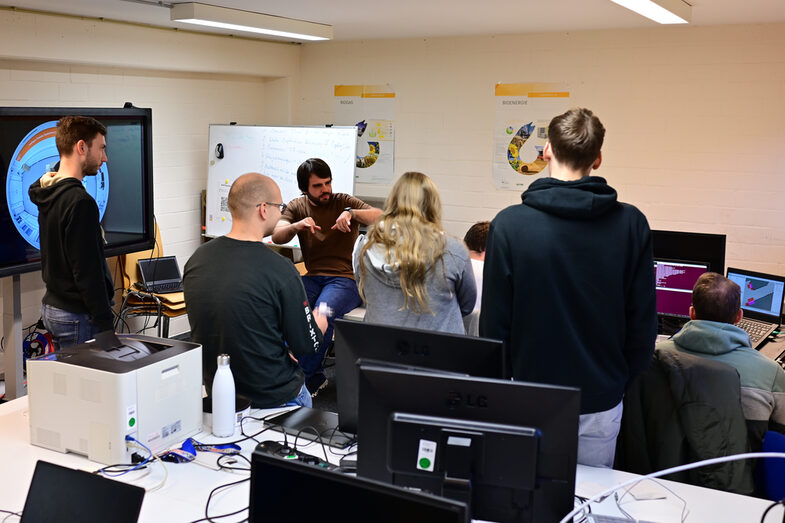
446,391,488,409
395,340,430,357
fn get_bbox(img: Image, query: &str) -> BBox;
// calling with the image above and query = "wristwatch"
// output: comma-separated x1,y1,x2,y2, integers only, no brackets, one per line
344,207,355,218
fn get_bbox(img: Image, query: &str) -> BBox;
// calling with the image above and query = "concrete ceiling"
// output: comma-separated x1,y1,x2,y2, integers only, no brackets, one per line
4,0,785,42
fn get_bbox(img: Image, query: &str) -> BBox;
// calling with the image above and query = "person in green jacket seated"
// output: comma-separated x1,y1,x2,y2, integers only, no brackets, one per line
658,271,785,449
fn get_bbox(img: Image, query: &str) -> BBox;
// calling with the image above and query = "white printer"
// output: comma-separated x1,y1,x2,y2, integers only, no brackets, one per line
27,334,203,465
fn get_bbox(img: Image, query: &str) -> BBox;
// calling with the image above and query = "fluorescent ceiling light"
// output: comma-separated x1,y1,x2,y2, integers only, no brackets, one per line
610,0,691,24
170,2,332,41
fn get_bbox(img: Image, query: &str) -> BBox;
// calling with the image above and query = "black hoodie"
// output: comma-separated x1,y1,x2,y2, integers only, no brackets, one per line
480,176,657,414
28,175,114,332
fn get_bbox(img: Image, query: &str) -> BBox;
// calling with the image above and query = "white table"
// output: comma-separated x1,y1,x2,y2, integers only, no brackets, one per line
0,396,780,522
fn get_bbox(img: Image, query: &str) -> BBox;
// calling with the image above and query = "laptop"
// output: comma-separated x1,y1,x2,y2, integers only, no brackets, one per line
726,267,785,350
137,256,184,293
20,460,145,523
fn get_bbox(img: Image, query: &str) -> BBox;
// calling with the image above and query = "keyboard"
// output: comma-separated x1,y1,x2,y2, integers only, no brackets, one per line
142,282,184,294
737,317,776,349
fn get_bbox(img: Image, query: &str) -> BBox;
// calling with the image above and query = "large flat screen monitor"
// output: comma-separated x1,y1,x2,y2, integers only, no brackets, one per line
357,363,580,523
652,229,726,274
334,318,506,434
250,450,469,523
0,106,154,278
654,259,709,318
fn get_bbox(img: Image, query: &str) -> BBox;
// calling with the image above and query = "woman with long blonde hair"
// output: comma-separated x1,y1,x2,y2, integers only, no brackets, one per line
353,171,476,333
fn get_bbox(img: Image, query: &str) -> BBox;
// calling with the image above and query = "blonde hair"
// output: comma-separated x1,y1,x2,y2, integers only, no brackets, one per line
358,171,446,313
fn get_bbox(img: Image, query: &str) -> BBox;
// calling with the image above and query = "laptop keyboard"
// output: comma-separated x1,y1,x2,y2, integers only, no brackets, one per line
737,318,775,347
145,282,184,293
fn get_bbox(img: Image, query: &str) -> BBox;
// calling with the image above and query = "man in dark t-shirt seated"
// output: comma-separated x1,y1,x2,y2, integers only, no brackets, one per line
272,158,381,396
184,172,327,408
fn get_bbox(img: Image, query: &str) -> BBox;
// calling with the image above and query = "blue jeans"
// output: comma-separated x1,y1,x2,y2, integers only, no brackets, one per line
41,304,98,351
300,276,362,380
283,383,313,408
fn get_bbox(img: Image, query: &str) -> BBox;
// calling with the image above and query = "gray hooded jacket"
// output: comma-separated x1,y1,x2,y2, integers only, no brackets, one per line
353,234,476,334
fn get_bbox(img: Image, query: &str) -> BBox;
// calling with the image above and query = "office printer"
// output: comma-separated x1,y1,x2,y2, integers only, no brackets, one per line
27,334,202,465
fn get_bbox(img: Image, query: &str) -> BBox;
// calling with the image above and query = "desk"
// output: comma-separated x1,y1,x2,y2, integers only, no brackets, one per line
0,397,780,522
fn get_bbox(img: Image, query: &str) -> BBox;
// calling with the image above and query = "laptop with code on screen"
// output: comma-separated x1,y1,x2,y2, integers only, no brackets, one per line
726,267,785,350
137,255,184,293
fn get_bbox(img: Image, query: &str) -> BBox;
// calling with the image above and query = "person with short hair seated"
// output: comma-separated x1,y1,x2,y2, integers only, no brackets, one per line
184,173,327,409
658,271,785,449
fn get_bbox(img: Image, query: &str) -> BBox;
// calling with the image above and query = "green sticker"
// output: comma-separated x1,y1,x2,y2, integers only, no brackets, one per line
129,417,136,427
419,457,431,469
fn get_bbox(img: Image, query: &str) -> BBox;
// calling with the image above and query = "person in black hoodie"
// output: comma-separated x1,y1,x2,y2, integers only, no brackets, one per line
28,116,119,350
480,108,656,468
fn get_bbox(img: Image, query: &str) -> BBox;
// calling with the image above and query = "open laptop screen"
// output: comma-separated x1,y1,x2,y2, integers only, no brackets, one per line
727,268,785,322
654,259,709,318
138,256,181,285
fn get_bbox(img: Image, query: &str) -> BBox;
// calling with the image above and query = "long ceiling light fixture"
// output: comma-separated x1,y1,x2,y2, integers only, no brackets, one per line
170,2,333,41
610,0,691,24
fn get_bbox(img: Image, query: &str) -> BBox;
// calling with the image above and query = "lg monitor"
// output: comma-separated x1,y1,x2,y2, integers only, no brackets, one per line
334,318,506,434
0,106,154,278
250,450,469,523
356,363,580,523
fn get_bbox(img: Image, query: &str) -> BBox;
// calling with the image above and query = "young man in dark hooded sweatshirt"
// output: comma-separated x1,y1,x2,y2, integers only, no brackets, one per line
28,116,120,350
480,107,656,468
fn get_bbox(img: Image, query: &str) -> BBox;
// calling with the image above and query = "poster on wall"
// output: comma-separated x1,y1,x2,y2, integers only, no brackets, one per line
493,83,570,191
334,84,395,184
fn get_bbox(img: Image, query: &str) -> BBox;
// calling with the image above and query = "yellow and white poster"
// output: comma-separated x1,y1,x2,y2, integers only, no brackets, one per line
334,84,395,184
493,83,570,191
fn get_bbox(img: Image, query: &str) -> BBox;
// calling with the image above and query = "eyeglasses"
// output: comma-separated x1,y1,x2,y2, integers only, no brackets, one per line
256,202,287,213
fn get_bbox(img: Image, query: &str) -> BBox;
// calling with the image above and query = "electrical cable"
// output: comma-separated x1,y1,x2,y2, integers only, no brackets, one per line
614,476,689,522
759,499,785,523
560,452,785,523
292,425,329,462
186,476,250,523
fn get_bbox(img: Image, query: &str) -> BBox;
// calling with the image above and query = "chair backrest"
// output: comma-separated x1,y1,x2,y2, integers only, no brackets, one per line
761,430,785,501
616,348,755,495
120,222,163,290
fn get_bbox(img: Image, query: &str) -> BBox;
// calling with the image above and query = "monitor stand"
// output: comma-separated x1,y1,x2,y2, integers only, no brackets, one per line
264,407,355,449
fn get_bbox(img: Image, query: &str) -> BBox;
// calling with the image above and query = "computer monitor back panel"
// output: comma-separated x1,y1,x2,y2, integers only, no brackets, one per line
357,364,580,523
250,450,468,523
334,319,506,433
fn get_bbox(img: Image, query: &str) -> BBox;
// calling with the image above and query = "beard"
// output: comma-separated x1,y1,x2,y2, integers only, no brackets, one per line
306,191,332,206
83,160,102,177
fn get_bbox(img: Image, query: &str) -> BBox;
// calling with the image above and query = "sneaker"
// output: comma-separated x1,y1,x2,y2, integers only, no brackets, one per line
306,373,328,397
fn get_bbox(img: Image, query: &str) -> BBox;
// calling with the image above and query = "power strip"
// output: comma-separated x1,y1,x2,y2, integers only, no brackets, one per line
255,440,338,471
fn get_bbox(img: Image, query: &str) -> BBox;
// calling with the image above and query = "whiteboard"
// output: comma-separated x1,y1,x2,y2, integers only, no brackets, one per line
205,125,357,246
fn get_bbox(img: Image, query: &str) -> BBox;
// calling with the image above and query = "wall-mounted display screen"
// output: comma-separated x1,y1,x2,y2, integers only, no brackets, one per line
0,106,154,278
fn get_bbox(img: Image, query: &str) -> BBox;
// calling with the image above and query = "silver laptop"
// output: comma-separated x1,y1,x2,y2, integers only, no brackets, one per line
137,255,184,294
726,267,785,351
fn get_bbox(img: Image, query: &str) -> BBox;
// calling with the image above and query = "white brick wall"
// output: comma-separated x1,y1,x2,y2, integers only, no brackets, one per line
0,11,295,351
298,24,785,271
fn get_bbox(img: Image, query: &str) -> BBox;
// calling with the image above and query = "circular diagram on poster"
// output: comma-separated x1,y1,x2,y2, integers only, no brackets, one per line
5,121,109,249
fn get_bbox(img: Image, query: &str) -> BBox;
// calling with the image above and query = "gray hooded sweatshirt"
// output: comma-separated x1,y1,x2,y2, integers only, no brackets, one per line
353,234,476,334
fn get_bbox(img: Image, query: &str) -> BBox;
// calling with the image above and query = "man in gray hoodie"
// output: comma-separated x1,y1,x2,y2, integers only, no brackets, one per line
658,272,785,449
